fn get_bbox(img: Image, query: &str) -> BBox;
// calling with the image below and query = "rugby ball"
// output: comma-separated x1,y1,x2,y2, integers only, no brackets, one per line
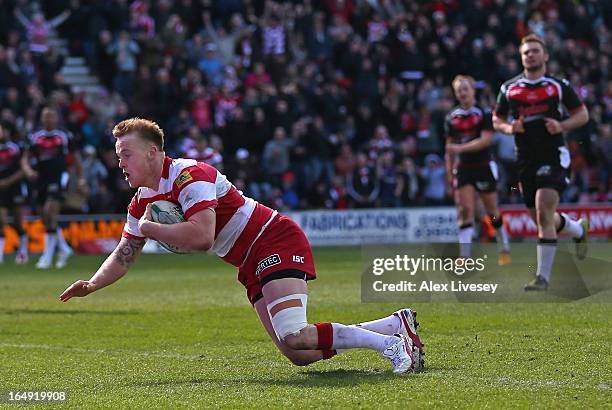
149,200,190,254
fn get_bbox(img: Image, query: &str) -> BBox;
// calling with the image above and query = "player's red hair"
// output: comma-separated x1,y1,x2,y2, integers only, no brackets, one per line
520,33,548,53
112,117,165,150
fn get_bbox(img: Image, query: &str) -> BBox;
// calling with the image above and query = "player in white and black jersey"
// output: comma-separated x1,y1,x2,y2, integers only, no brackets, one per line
445,75,511,265
493,34,590,291
23,107,85,269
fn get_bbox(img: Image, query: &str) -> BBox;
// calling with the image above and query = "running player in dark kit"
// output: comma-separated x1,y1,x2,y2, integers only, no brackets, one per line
493,34,589,291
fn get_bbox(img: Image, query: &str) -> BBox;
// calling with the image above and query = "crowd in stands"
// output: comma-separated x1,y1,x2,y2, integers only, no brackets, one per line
1,0,610,214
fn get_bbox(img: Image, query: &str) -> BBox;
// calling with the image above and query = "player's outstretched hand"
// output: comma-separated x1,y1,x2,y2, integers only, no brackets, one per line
511,116,525,133
544,118,563,134
59,280,95,302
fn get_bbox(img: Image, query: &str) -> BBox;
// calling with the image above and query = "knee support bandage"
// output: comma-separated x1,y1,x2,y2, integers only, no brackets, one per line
266,293,308,340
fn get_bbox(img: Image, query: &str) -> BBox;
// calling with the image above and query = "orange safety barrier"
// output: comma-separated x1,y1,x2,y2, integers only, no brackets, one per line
2,219,124,253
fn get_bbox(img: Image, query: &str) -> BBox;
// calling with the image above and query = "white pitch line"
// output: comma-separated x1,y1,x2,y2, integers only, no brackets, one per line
0,343,205,360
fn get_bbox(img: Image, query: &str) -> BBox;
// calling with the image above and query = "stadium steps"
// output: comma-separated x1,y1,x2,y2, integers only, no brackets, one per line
61,57,105,96
71,84,107,94
50,30,106,97
62,73,99,85
61,65,90,76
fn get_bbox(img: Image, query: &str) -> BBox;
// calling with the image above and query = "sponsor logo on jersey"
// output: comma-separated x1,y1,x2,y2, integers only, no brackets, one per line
518,104,548,117
255,254,281,277
175,170,193,188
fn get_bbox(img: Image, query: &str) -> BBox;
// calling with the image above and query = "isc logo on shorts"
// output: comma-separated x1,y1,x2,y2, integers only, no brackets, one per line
255,254,281,277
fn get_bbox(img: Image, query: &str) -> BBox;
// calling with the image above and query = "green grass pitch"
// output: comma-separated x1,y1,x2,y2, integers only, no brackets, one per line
0,247,610,408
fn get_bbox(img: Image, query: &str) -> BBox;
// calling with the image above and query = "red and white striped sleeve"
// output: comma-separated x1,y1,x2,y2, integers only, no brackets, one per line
123,191,146,239
172,163,219,219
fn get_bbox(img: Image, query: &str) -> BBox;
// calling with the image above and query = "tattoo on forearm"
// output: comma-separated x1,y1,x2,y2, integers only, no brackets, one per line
113,238,145,267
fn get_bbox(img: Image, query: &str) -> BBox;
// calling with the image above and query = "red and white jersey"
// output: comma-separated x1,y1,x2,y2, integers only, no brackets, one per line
123,157,276,266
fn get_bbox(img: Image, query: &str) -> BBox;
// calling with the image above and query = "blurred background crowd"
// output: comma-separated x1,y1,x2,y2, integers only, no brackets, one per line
0,0,610,214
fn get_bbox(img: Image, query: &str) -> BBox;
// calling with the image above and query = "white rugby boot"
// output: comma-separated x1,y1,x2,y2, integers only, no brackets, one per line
573,218,589,260
15,251,29,265
55,246,73,269
35,254,53,269
383,334,415,374
394,308,425,371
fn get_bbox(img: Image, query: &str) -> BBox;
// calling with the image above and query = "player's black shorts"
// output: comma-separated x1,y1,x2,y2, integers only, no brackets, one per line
454,161,498,193
0,182,28,208
36,172,69,205
517,146,571,208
